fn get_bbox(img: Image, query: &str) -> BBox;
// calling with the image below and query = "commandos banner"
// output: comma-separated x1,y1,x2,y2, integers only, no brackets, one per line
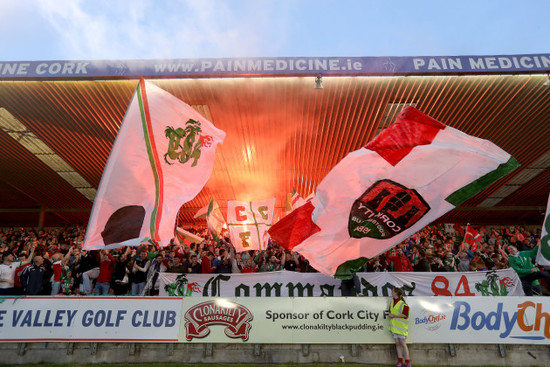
159,269,523,297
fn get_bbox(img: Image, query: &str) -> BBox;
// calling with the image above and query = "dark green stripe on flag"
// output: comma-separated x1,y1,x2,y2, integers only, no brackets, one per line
445,156,519,206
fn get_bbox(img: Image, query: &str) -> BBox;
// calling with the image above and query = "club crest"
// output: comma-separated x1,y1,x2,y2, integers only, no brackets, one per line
164,118,213,167
349,179,430,239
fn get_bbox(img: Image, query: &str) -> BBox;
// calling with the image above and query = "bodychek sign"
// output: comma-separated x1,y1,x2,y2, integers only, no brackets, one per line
1,296,549,344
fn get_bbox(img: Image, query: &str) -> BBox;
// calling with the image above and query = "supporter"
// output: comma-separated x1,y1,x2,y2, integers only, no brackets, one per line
412,250,431,272
167,256,187,273
0,247,34,295
14,251,33,294
443,251,458,272
132,249,150,295
20,256,46,295
491,253,508,269
145,253,168,296
469,251,487,271
112,247,132,295
94,250,115,295
240,250,254,265
213,248,232,273
60,269,74,295
257,251,282,272
228,246,241,273
429,255,445,272
78,250,100,295
478,249,496,270
387,247,413,272
282,251,300,271
69,248,83,293
201,251,217,273
50,248,73,295
457,249,474,272
238,257,259,273
367,255,387,272
508,244,550,296
187,254,202,273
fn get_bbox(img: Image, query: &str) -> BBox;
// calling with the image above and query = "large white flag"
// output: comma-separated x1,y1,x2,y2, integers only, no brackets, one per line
536,193,550,266
270,107,518,276
227,198,276,252
83,80,225,250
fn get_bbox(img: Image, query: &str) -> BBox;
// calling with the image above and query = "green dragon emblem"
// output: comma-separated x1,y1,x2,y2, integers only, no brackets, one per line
164,119,213,167
474,271,510,296
164,274,201,297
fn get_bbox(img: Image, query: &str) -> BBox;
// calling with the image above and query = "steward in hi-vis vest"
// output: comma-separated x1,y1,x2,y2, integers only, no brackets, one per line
388,287,411,367
389,297,409,337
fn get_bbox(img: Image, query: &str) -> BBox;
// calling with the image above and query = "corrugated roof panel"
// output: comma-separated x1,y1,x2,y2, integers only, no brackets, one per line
0,74,548,227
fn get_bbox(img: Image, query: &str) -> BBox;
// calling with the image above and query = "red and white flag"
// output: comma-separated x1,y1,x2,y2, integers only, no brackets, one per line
286,188,313,215
227,198,276,252
462,225,482,251
83,80,225,250
270,107,518,276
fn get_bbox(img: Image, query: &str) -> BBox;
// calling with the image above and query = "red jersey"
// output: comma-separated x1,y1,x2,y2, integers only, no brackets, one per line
201,256,215,273
52,261,63,282
96,253,115,283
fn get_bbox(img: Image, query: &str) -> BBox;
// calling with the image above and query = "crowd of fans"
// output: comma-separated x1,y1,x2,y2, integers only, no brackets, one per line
0,223,545,297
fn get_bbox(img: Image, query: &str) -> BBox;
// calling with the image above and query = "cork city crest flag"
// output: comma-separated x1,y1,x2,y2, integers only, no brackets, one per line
270,107,518,276
227,198,276,252
536,193,550,266
83,79,225,250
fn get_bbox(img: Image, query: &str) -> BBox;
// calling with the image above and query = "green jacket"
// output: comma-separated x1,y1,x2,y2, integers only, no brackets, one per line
508,246,538,278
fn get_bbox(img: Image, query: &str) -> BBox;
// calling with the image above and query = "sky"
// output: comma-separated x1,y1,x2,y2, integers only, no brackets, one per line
1,0,549,61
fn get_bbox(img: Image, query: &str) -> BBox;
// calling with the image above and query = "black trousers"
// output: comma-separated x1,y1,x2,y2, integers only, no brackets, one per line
521,271,550,296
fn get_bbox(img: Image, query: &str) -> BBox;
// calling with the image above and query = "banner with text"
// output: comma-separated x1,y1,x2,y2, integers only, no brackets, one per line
179,296,550,344
0,297,181,342
1,55,549,79
159,269,523,297
1,296,547,344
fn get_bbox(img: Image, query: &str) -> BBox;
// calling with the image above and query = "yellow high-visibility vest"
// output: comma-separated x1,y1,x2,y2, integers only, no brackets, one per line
389,298,409,337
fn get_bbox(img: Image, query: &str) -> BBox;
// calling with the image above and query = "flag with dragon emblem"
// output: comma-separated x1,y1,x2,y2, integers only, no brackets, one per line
83,79,225,250
269,107,518,277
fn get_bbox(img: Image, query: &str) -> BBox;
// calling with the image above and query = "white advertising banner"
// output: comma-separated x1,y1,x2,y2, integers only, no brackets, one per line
0,297,182,342
1,296,548,344
159,269,523,297
178,297,550,345
410,297,550,344
179,297,393,343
